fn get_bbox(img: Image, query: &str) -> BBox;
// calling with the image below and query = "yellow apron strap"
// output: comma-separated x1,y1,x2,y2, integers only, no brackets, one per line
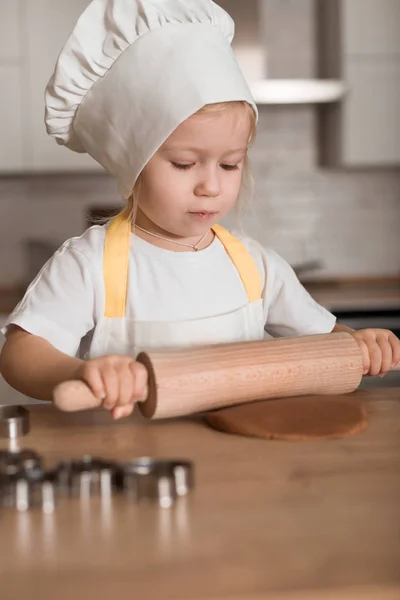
103,219,262,318
212,224,262,303
103,214,131,318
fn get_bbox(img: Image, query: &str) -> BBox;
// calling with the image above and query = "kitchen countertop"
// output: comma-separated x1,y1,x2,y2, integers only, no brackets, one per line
1,392,400,600
303,280,400,311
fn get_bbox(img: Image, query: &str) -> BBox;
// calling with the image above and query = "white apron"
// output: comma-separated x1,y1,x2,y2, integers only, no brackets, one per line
87,216,265,359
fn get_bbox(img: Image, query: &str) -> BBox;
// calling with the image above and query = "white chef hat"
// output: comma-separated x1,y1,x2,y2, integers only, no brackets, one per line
45,0,258,199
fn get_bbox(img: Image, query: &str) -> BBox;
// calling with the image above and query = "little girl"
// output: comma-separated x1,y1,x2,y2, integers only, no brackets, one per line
0,0,399,419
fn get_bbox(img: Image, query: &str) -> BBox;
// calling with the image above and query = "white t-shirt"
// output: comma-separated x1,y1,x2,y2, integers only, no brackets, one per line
1,225,336,357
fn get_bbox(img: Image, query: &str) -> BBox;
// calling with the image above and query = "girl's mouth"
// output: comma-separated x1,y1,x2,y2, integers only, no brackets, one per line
188,211,218,221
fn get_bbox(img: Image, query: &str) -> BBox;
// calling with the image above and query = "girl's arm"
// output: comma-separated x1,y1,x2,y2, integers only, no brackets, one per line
0,327,147,419
0,326,84,402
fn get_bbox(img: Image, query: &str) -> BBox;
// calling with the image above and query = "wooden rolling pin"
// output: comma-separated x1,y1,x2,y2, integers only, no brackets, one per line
53,332,400,419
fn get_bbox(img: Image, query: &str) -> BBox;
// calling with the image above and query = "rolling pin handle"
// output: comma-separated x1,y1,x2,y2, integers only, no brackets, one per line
53,380,149,413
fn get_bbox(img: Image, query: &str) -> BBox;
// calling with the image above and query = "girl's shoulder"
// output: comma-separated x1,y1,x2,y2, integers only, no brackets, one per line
56,225,107,265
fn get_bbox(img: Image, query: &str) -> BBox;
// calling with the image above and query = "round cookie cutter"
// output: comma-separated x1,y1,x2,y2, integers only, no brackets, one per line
1,467,56,513
120,458,194,507
0,406,30,439
54,456,118,497
0,449,43,476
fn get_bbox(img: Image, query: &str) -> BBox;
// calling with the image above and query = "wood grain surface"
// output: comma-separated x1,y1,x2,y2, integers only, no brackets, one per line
137,333,365,418
1,388,400,600
54,333,400,420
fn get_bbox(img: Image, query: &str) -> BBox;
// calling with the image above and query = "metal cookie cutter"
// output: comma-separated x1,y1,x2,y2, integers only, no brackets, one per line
120,458,194,508
0,449,43,477
1,467,56,514
0,406,30,439
140,458,194,497
55,456,118,498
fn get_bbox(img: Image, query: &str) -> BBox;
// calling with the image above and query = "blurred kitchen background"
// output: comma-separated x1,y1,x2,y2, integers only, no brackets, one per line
0,0,400,390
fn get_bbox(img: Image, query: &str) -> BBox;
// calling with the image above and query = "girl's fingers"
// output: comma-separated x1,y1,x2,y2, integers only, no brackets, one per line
131,361,149,401
70,356,147,414
389,332,400,367
117,363,137,407
112,404,134,420
102,364,120,410
378,334,393,375
357,339,370,375
368,341,382,377
82,364,106,401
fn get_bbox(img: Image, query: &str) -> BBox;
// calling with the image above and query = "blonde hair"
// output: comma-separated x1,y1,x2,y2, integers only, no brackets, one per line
117,100,257,223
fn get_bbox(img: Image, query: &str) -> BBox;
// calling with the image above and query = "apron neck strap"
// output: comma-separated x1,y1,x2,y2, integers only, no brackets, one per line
103,217,262,318
211,224,261,303
103,214,131,318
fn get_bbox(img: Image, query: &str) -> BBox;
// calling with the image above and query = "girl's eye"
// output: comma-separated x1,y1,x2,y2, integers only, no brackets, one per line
171,162,240,171
171,162,193,170
221,164,240,171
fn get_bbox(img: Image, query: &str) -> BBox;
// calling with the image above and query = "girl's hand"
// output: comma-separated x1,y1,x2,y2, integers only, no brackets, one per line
76,355,148,420
351,329,400,377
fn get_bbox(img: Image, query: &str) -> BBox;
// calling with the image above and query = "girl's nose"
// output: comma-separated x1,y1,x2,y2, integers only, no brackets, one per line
194,168,221,197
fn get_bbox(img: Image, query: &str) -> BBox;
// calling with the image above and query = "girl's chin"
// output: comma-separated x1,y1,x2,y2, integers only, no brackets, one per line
142,213,220,239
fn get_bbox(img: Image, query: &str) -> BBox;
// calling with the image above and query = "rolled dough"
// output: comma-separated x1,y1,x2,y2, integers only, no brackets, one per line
206,395,368,441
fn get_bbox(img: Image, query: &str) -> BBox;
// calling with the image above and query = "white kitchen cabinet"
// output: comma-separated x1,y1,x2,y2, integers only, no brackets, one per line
0,0,21,61
321,0,400,167
341,58,400,165
24,0,102,172
0,66,24,170
0,0,102,173
0,1,24,171
341,0,400,56
334,0,400,165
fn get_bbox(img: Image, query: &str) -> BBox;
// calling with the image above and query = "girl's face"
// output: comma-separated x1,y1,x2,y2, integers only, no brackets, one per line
137,103,252,240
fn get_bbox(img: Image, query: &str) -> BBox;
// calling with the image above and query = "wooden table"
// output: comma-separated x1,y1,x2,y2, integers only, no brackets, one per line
303,280,400,311
1,389,400,600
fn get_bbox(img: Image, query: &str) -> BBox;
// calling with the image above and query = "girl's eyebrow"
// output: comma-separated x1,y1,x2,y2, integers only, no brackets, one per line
222,148,248,156
162,146,247,154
